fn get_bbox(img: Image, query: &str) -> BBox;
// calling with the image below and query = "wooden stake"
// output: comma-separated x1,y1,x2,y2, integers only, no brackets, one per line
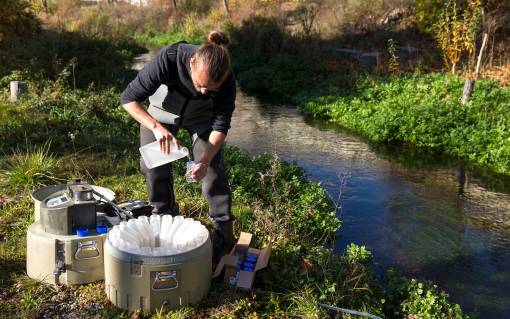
475,33,489,78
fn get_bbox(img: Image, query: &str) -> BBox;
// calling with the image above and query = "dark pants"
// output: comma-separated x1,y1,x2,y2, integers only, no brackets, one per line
140,124,235,259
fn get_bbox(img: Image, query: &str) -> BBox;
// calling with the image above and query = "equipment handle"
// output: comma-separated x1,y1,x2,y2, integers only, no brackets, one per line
152,271,179,291
75,240,100,260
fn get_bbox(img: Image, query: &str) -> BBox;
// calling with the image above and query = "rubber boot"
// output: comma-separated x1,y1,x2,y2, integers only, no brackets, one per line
212,220,236,263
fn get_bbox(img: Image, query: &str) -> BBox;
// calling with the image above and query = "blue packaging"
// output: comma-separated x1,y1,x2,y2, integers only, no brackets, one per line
246,253,258,260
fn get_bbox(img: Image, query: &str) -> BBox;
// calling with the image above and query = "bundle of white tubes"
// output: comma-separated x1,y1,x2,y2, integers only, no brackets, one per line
107,215,209,256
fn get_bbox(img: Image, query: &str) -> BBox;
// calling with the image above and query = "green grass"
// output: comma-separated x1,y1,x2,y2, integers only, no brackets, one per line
134,30,204,48
0,142,66,193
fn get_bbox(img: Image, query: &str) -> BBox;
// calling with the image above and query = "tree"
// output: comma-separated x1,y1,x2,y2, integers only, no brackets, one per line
170,0,177,16
435,0,482,74
223,0,230,18
0,0,40,42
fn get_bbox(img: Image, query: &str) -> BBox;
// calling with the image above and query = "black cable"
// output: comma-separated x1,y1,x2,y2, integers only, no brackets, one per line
92,190,132,220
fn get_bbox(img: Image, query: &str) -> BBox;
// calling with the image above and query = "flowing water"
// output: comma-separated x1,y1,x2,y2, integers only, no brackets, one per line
132,53,510,318
226,92,510,318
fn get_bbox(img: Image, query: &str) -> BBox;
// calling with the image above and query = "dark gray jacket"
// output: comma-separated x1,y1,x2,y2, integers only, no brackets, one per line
120,42,236,135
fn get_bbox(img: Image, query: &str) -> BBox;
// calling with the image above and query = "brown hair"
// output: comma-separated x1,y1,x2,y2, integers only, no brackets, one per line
193,31,231,84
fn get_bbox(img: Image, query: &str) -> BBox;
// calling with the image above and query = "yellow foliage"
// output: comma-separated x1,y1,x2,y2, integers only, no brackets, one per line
206,8,228,27
435,0,482,74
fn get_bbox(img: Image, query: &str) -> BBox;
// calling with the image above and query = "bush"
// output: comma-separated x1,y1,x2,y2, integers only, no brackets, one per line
0,0,40,41
0,28,143,88
415,0,451,32
381,269,468,318
301,73,510,174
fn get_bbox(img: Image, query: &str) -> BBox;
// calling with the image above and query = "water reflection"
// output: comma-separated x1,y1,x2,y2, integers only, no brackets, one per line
227,90,510,318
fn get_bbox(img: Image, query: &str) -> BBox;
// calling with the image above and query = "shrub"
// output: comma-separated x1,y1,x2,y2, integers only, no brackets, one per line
381,269,468,319
0,0,40,41
435,0,482,74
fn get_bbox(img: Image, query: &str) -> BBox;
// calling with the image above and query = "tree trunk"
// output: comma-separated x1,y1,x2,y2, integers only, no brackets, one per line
171,0,177,16
223,0,230,18
461,79,475,105
461,33,488,105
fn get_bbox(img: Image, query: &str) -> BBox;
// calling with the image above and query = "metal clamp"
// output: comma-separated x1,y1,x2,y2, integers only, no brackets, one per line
152,271,179,291
75,240,100,260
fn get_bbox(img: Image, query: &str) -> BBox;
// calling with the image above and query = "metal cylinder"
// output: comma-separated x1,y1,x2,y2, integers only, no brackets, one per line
69,184,94,202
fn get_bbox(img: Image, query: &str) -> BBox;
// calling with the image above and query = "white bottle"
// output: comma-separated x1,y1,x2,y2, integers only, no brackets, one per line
172,218,193,247
159,215,173,245
140,217,154,240
128,220,147,247
139,140,189,169
166,216,184,247
150,214,161,234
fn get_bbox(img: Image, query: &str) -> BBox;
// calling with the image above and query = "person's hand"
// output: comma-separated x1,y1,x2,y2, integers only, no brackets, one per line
190,162,209,181
151,122,180,154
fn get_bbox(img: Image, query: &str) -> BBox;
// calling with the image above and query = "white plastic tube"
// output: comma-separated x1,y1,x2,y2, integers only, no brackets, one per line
159,215,173,246
178,222,199,246
119,230,139,248
137,218,155,248
165,216,184,247
172,218,193,247
127,219,147,247
150,214,161,234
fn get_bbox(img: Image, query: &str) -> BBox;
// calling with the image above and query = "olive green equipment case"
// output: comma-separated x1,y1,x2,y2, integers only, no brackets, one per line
104,238,212,312
27,181,116,285
26,221,107,285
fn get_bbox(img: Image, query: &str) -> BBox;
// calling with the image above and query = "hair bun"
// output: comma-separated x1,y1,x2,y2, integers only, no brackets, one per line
208,31,229,46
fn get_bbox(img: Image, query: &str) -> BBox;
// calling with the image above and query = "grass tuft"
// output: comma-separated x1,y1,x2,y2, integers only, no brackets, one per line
287,288,324,319
0,141,66,193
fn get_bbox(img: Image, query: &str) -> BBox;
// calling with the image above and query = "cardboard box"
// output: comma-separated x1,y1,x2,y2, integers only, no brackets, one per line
213,232,272,290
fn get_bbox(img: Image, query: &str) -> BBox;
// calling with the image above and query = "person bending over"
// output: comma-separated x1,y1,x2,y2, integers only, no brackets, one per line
120,31,236,262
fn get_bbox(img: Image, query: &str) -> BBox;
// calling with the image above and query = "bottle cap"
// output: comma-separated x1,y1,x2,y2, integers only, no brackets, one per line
96,225,108,234
76,227,89,237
